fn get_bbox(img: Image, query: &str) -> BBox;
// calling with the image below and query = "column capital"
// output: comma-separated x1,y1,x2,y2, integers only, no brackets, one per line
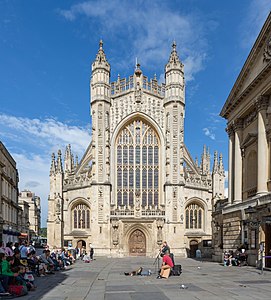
256,95,269,112
226,124,234,137
233,118,243,132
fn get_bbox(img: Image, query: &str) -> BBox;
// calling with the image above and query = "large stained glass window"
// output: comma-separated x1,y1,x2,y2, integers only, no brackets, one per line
116,119,160,207
73,203,91,229
185,203,203,229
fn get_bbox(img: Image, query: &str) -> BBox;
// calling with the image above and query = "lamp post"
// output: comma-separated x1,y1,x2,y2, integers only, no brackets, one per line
26,221,30,243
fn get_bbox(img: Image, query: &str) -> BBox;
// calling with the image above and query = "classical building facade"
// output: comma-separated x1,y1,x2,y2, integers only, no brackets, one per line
0,141,22,244
214,13,271,267
19,190,41,238
47,42,225,257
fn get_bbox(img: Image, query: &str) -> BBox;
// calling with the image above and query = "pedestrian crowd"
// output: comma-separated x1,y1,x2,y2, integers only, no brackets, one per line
0,240,75,297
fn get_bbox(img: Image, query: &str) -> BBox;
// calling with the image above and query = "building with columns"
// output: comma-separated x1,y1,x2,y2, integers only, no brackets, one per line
213,13,271,266
47,41,225,257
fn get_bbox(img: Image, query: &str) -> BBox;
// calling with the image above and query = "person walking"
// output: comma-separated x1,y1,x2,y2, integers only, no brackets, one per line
90,247,94,261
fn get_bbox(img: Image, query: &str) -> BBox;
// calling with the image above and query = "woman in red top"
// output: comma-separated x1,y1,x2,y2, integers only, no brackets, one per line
157,250,174,279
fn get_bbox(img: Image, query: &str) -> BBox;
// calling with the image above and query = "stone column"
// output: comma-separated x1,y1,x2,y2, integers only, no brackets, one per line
257,96,269,194
233,119,243,203
226,125,234,204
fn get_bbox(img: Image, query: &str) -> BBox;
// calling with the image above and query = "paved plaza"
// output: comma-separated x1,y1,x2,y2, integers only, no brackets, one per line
12,256,271,300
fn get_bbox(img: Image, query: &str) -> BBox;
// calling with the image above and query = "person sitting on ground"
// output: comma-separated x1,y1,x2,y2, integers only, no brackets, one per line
0,254,20,289
11,249,22,272
0,253,13,294
5,242,14,257
0,242,6,254
60,248,70,268
17,265,35,291
157,250,174,279
223,251,230,266
39,250,54,274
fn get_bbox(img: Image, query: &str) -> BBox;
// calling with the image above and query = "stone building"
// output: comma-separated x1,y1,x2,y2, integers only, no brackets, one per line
214,12,271,267
19,190,41,238
47,42,225,257
0,141,21,244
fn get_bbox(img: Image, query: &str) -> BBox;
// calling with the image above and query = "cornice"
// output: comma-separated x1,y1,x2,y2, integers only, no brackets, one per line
220,13,271,119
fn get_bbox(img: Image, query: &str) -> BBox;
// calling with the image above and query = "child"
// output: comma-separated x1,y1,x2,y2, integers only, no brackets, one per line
17,266,35,291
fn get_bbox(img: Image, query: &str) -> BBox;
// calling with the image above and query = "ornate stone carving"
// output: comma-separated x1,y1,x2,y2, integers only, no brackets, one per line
263,35,271,62
233,118,243,131
226,124,234,137
112,218,119,246
243,110,257,127
156,218,164,245
256,95,269,112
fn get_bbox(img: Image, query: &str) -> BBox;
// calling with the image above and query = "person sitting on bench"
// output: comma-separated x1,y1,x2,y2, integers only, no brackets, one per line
157,250,174,279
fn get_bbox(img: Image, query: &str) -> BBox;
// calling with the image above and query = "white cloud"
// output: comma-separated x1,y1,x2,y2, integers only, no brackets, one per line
0,113,91,226
59,0,210,81
13,153,50,227
203,127,215,140
0,114,91,156
239,0,271,49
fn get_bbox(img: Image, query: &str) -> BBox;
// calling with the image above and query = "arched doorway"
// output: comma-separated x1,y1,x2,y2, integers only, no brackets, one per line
129,229,146,256
190,240,198,258
77,240,86,250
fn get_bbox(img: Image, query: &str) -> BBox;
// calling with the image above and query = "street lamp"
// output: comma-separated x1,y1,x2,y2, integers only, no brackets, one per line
26,221,30,243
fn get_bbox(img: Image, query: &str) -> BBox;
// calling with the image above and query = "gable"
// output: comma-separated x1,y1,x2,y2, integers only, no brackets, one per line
221,13,271,119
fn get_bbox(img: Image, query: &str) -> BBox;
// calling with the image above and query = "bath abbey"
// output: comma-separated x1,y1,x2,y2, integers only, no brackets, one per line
47,41,225,257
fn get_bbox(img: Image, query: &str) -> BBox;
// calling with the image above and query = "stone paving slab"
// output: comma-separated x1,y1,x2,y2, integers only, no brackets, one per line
1,257,271,299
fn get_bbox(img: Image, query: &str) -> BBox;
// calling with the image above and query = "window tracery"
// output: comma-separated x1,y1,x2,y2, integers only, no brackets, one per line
73,203,90,229
185,202,203,229
116,119,160,207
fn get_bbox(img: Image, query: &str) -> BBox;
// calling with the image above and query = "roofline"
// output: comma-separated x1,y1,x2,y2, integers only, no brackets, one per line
220,11,271,119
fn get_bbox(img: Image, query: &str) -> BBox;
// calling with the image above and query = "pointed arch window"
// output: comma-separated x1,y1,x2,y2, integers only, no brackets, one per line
185,202,204,229
116,119,160,207
73,203,90,229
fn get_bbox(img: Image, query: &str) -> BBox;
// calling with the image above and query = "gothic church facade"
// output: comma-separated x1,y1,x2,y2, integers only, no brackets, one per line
47,41,225,257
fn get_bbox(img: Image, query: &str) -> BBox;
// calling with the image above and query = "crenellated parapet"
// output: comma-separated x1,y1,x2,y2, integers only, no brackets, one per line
111,74,165,97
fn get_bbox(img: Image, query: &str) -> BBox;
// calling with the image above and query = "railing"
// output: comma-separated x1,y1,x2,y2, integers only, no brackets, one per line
111,75,165,96
110,208,165,217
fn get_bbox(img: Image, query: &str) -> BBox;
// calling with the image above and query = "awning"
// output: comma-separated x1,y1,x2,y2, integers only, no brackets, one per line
19,233,28,238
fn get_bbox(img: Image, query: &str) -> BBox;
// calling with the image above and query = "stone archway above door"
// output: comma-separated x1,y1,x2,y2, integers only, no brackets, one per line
129,229,146,256
190,239,199,258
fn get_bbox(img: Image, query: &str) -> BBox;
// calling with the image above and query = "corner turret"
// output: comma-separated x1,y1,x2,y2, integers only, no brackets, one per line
164,41,185,105
91,40,111,104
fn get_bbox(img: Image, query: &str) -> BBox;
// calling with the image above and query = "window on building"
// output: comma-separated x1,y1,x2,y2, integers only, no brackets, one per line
72,203,90,229
246,150,257,197
203,240,212,247
185,202,204,229
116,119,160,207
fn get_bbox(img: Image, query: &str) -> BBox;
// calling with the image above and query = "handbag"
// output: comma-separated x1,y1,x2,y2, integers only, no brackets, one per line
24,272,34,282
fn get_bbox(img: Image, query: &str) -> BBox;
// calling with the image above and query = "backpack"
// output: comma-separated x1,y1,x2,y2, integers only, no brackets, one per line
171,264,182,276
8,284,28,296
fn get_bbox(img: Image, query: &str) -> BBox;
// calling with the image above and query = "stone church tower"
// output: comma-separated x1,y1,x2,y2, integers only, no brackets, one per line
47,41,225,257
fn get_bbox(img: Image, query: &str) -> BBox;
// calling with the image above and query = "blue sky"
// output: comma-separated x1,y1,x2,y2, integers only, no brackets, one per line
0,0,270,227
